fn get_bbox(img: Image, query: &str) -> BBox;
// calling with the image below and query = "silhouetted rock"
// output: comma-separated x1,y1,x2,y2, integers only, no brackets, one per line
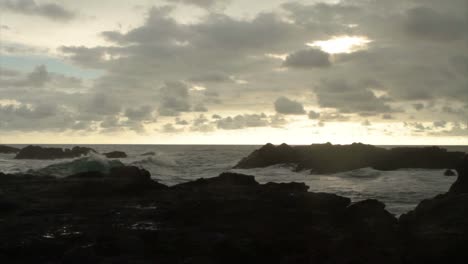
14,145,96,159
103,151,128,158
176,172,258,188
234,143,301,169
235,143,465,174
444,169,456,176
449,155,468,194
262,182,309,193
2,165,468,263
0,145,20,154
399,155,468,263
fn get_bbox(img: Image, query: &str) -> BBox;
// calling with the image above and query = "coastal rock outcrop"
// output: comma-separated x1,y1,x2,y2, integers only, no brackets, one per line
399,155,468,263
103,151,128,158
1,158,467,263
14,145,96,159
234,143,465,174
0,145,20,154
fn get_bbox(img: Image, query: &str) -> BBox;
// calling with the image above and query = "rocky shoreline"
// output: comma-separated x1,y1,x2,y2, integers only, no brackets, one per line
1,153,467,263
235,143,466,174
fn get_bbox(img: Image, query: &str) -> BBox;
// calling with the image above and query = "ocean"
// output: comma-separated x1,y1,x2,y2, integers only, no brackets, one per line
1,144,467,215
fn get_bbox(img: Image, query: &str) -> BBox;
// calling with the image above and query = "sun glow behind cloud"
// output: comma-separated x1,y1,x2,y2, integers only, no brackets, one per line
307,35,372,54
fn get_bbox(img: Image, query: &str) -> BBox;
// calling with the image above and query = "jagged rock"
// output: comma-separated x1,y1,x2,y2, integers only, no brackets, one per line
444,169,456,176
14,145,96,159
103,151,128,158
0,145,20,154
262,182,309,193
399,155,468,263
234,143,300,169
449,155,468,194
174,172,259,189
235,143,465,174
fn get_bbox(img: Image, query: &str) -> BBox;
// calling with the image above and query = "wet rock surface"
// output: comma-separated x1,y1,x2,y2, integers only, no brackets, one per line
235,143,465,174
0,160,467,263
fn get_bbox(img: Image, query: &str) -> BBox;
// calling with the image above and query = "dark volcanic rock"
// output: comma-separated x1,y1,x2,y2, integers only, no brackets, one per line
174,172,259,189
235,143,465,174
399,155,468,263
0,145,20,154
54,166,168,199
234,143,301,169
449,155,468,194
14,145,96,159
444,169,456,176
103,151,128,158
2,163,468,263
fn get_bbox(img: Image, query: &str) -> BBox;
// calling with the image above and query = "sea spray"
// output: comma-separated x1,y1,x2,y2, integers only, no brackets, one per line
30,152,124,177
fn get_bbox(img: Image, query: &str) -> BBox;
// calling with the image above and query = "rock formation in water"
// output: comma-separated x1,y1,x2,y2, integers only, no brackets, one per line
398,155,468,263
103,151,128,158
14,145,96,159
0,145,20,154
234,143,465,174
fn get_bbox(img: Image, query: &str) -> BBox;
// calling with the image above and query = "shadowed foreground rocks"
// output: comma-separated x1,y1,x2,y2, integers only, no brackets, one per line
0,157,467,263
234,143,465,174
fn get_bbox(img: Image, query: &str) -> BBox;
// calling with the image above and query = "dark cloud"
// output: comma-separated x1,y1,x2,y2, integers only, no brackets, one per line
315,79,392,115
158,81,191,116
161,123,184,133
283,48,331,68
0,102,77,132
413,103,424,111
216,113,269,130
125,106,156,121
1,0,76,21
308,111,321,119
189,72,233,83
274,96,306,115
190,114,215,132
382,114,394,120
165,0,231,9
193,103,208,112
404,6,467,41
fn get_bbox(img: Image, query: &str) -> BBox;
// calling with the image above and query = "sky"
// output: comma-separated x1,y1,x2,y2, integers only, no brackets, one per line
0,0,467,145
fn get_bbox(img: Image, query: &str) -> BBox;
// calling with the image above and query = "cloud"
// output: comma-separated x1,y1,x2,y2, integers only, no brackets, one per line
125,106,156,121
308,111,320,119
283,48,331,68
314,79,392,115
382,114,394,120
216,113,269,130
404,6,466,41
0,101,79,132
189,72,233,83
5,0,467,138
1,0,76,21
274,96,306,115
158,81,191,116
161,123,184,133
190,114,215,132
165,0,231,9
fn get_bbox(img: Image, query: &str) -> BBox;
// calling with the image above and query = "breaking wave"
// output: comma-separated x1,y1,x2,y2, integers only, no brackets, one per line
31,152,124,177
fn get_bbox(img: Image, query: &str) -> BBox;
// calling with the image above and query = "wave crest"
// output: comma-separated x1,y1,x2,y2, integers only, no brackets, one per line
31,152,124,177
